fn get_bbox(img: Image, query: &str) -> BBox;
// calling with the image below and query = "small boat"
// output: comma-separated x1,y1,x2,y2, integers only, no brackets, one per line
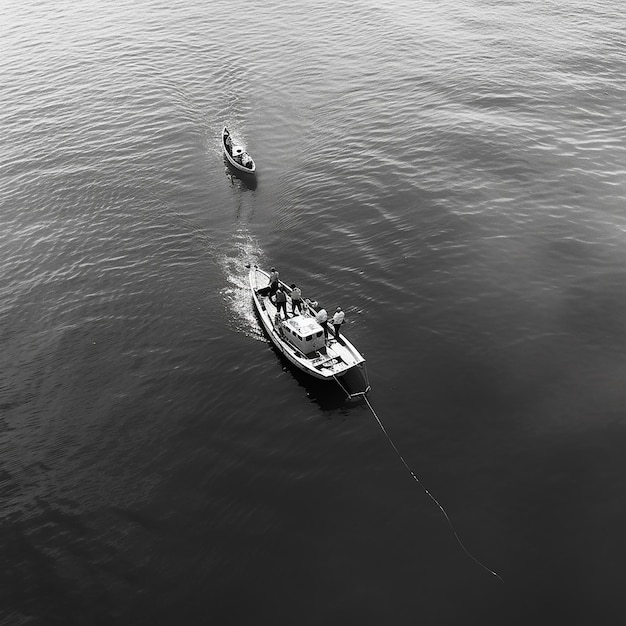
222,127,256,173
249,265,370,398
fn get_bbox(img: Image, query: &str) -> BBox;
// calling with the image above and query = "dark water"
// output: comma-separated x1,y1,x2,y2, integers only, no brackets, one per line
1,1,625,624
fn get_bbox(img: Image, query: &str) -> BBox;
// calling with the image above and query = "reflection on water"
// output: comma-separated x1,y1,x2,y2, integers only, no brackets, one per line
223,159,258,191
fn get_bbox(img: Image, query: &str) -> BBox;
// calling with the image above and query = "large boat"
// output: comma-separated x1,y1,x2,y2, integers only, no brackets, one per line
249,265,370,398
222,127,256,173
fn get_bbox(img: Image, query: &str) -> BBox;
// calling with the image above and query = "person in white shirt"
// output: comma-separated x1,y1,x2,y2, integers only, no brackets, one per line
314,304,329,339
332,307,345,340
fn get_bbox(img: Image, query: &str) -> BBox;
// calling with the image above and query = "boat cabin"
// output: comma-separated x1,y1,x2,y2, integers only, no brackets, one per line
281,315,325,354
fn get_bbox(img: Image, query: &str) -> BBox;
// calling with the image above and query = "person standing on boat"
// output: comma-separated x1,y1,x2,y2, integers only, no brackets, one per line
268,267,279,300
332,307,345,340
258,267,279,299
290,284,303,316
275,286,288,318
314,304,330,339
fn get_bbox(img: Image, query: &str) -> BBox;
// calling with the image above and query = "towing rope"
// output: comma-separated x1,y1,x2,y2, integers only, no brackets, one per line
364,396,503,583
332,374,351,398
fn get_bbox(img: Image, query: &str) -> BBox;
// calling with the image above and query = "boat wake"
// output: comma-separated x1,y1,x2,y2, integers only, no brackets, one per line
217,229,265,341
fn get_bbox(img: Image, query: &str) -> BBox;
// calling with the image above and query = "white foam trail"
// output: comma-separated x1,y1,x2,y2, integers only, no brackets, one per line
218,228,265,340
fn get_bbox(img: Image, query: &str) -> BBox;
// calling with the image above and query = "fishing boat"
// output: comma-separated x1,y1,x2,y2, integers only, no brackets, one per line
222,127,256,173
249,265,370,398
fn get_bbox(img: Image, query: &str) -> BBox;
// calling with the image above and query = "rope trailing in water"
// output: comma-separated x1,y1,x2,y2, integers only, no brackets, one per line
332,374,352,399
364,396,503,583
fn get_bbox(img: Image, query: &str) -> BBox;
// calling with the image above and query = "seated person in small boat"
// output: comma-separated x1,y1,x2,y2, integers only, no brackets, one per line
241,152,253,168
224,131,232,152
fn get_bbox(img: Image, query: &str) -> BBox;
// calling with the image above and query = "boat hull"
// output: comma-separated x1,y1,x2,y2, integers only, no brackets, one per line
249,267,369,391
222,127,256,173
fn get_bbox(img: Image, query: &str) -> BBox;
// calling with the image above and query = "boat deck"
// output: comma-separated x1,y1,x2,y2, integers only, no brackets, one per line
249,265,369,395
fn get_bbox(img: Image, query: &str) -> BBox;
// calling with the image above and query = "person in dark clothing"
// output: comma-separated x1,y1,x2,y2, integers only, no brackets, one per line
275,286,288,318
257,267,279,298
290,284,303,316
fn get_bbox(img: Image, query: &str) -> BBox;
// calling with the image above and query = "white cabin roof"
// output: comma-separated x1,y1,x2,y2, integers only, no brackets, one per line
283,315,323,339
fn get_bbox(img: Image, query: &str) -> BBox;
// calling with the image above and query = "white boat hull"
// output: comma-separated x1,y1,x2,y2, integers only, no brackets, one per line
222,127,256,173
249,266,369,390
